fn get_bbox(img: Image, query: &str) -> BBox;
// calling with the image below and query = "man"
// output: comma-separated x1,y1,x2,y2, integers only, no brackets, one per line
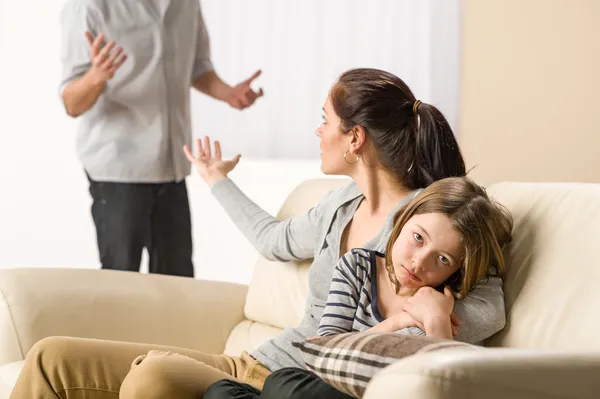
60,0,263,277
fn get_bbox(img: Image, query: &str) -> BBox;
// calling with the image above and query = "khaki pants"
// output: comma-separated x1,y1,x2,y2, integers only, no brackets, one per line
10,336,271,399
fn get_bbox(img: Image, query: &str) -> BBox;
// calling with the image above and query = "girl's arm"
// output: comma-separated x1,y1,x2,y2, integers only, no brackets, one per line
423,315,453,339
318,250,425,336
317,251,364,336
366,311,419,334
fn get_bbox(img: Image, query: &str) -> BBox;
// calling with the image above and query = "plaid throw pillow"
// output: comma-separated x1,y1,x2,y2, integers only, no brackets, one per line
293,332,478,398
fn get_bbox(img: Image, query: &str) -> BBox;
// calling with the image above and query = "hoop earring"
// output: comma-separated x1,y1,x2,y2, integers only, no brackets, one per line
344,151,360,165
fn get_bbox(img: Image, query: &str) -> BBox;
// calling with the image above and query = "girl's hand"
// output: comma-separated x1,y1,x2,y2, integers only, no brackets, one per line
183,136,241,187
391,310,421,330
404,286,455,331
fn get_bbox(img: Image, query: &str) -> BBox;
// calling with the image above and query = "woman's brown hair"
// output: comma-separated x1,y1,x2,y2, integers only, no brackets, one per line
384,177,513,299
330,68,466,190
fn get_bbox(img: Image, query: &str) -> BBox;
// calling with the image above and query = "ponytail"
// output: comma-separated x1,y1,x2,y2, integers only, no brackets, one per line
405,102,466,189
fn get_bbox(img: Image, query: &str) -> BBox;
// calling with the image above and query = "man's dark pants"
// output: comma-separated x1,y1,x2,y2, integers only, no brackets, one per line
87,175,194,277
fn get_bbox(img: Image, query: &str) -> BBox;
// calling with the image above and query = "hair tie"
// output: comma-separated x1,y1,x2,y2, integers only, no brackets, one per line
412,100,422,115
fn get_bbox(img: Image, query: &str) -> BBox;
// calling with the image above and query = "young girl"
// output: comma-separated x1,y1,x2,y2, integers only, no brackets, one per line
317,176,513,339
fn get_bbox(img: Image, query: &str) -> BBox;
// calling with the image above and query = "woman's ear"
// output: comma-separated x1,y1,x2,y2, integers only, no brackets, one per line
348,125,367,153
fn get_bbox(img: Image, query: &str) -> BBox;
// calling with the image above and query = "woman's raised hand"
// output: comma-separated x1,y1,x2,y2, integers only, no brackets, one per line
183,136,241,187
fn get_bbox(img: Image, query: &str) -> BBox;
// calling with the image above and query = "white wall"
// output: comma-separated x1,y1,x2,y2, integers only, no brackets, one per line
0,0,459,285
194,0,461,158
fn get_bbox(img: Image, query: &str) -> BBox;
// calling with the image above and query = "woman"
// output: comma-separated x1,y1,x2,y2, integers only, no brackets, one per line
10,69,504,399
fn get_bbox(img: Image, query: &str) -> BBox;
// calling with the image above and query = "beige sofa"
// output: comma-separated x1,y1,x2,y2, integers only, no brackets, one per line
1,178,600,398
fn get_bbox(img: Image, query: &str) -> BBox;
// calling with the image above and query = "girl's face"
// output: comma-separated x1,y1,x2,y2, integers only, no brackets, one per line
391,212,464,291
315,96,354,175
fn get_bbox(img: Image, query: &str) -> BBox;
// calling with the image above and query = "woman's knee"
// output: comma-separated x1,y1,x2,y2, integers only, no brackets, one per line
26,336,82,364
120,352,193,399
120,357,170,398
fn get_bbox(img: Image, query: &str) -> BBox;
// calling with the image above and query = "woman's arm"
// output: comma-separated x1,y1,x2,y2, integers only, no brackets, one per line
184,137,335,262
403,278,506,343
452,276,506,343
317,252,363,336
211,178,328,262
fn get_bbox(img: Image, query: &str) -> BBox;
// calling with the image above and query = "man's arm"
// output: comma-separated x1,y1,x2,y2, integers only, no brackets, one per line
62,70,106,117
62,33,126,117
192,71,233,103
190,3,262,109
193,70,263,110
189,4,232,102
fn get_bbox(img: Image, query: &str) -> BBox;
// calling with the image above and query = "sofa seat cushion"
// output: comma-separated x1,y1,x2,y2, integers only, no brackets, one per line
224,320,283,357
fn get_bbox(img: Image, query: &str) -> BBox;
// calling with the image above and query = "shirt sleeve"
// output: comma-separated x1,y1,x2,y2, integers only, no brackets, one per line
396,326,426,336
454,276,506,344
211,178,328,262
59,1,95,95
191,2,215,81
317,251,363,336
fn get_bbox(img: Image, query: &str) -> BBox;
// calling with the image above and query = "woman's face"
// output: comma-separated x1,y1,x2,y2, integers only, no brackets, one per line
315,96,353,175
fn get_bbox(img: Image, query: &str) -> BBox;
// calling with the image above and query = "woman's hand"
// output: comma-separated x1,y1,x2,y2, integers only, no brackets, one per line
183,136,241,187
404,286,457,339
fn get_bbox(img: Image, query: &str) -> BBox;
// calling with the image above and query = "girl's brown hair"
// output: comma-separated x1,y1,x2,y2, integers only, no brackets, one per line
384,177,513,299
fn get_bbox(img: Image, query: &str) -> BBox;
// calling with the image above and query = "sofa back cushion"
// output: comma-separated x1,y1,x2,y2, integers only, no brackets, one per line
486,182,600,350
226,179,600,354
243,178,349,329
224,178,348,353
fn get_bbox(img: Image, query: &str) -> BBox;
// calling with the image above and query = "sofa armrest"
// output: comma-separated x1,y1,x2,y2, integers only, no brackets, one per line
0,268,248,365
364,347,600,399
